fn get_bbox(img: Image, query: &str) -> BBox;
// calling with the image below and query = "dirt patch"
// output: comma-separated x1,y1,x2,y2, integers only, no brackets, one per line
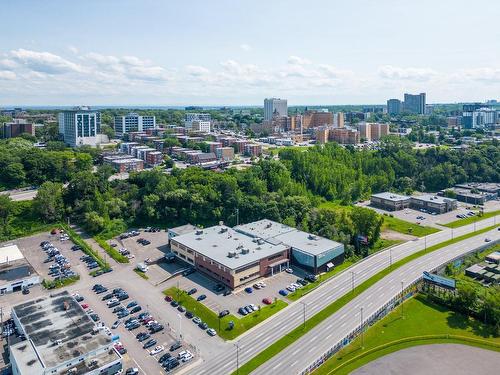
381,229,417,242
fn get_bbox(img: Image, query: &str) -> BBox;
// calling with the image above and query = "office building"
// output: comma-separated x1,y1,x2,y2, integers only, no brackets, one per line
1,119,35,139
370,192,411,211
264,98,288,121
114,113,156,136
329,128,360,144
58,106,101,147
403,93,426,114
454,182,500,195
410,194,457,214
9,291,122,375
0,245,39,294
438,187,497,205
462,106,497,129
387,99,402,115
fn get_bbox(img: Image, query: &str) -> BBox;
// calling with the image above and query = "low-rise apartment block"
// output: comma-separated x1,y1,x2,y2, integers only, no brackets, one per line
244,143,263,157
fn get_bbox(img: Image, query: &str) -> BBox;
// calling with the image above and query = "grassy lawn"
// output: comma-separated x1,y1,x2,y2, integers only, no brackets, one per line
287,259,356,301
162,287,287,340
313,295,500,375
134,269,149,280
443,210,500,228
231,223,499,375
381,214,440,237
369,238,402,254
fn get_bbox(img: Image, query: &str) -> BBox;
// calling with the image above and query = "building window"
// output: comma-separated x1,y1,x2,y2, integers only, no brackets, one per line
267,253,283,261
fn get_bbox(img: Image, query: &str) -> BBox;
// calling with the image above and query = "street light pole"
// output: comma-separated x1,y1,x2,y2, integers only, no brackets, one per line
300,301,306,329
401,281,405,319
235,342,240,375
177,313,182,340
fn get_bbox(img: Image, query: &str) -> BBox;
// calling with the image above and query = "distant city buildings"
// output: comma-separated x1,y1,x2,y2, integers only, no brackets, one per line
387,99,402,115
462,104,497,129
1,119,35,139
357,122,390,141
184,113,212,132
58,106,102,147
114,113,156,136
386,93,426,115
302,110,333,129
264,98,288,121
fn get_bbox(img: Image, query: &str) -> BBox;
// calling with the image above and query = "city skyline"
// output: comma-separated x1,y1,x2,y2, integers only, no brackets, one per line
0,0,499,106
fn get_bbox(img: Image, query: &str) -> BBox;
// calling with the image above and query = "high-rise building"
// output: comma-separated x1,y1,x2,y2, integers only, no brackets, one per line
387,99,402,115
58,106,101,147
264,98,287,121
315,127,329,144
184,113,212,132
462,105,498,129
302,110,333,129
357,122,390,141
403,93,426,114
114,113,156,136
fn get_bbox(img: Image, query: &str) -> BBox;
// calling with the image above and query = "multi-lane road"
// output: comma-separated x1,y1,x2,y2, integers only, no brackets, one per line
0,188,38,201
188,216,499,375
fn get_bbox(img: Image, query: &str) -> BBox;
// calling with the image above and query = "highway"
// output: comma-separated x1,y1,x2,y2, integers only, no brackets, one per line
187,215,499,375
0,188,38,201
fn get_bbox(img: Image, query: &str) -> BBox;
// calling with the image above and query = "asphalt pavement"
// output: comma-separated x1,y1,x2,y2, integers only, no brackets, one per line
187,215,499,375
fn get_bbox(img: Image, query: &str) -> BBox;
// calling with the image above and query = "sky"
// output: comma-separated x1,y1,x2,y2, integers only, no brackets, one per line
0,0,499,106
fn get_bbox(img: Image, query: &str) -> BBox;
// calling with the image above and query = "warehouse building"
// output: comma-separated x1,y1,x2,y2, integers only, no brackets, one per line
370,192,410,211
439,187,496,205
9,291,122,375
235,219,345,274
0,245,39,294
410,194,457,214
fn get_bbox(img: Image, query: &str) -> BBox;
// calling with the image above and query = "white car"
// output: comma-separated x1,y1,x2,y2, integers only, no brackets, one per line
111,320,121,329
182,351,193,362
249,303,258,311
291,283,301,289
103,327,112,336
207,328,217,336
257,281,266,288
126,254,135,259
284,268,293,274
107,298,119,305
146,320,158,327
286,285,296,292
150,345,164,356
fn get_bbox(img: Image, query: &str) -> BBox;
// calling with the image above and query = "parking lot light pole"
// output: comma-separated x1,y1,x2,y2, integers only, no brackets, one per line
177,313,182,340
300,301,306,329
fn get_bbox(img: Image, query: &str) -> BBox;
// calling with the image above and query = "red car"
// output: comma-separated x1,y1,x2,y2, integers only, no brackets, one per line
81,303,89,309
164,295,173,302
262,298,272,305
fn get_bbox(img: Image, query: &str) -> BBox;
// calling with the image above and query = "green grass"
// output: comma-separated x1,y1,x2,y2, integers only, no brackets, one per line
313,295,500,375
369,238,402,254
231,223,499,375
287,259,356,301
443,210,500,228
42,274,80,289
134,269,149,280
162,287,287,340
94,236,129,263
381,214,440,237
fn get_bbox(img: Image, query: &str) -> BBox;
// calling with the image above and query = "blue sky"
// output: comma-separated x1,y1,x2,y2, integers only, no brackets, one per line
0,0,499,106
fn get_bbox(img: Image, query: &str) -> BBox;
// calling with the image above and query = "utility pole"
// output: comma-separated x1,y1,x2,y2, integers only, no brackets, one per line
350,271,355,294
235,342,240,375
300,302,306,329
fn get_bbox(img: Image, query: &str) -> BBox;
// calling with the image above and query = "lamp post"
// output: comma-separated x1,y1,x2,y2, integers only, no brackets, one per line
177,313,182,340
350,271,355,294
235,342,240,375
300,301,307,329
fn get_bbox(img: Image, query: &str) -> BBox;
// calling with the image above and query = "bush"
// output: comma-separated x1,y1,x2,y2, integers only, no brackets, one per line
94,236,129,263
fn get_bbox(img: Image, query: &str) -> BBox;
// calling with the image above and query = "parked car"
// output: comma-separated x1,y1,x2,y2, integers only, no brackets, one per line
130,306,142,314
177,305,186,313
127,301,138,308
111,320,121,329
143,339,157,349
185,311,194,319
244,287,253,293
262,298,272,305
192,317,201,325
182,268,195,276
207,328,217,336
219,309,230,318
169,341,182,352
164,295,173,302
187,288,197,295
170,300,179,307
196,294,206,301
150,345,164,356
238,307,248,316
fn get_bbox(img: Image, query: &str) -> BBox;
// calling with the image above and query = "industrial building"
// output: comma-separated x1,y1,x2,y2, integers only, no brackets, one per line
9,291,122,375
439,187,497,205
465,262,500,284
410,194,457,214
0,245,39,294
455,182,500,196
370,192,410,211
169,219,344,288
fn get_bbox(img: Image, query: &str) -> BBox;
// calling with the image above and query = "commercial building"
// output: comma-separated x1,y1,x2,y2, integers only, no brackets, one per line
1,119,35,139
167,224,199,245
403,93,426,114
439,187,497,205
0,245,39,294
170,219,344,287
465,263,500,284
235,219,344,274
370,192,411,211
114,113,156,136
58,106,102,147
455,182,500,195
264,98,288,121
9,291,122,375
387,99,402,115
462,106,498,129
410,194,457,214
485,251,500,264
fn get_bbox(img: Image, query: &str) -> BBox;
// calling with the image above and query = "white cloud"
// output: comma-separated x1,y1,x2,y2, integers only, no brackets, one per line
378,65,437,81
9,48,84,74
185,65,210,76
287,55,312,65
68,45,79,54
458,67,500,83
0,71,16,80
240,44,252,51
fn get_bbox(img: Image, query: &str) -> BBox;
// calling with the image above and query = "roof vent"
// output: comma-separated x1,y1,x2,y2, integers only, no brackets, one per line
195,230,204,235
308,234,317,240
227,251,235,258
241,248,250,255
220,227,228,233
257,239,265,245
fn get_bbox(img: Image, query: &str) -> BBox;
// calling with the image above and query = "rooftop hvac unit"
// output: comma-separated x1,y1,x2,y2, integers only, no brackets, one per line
220,227,228,233
241,248,250,255
195,230,204,235
227,251,235,258
257,239,265,245
308,234,317,240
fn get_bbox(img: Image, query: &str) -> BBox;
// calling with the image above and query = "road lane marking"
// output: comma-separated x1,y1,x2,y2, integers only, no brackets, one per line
273,362,282,370
309,336,316,343
292,348,301,355
308,346,317,353
291,360,298,367
341,322,346,327
340,313,347,319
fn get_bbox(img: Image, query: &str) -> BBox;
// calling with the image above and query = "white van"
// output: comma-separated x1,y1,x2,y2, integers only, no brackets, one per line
136,263,148,272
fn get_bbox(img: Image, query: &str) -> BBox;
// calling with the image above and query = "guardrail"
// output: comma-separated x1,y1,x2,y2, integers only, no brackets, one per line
298,236,500,375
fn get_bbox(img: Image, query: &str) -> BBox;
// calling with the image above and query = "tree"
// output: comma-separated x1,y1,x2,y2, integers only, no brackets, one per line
1,162,26,187
33,182,64,222
0,195,13,236
101,124,115,139
84,211,106,233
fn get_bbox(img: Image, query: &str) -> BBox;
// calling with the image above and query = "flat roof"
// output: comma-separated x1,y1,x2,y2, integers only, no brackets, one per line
371,192,410,202
274,230,343,256
169,224,198,236
465,264,484,274
411,194,456,204
455,182,500,193
111,158,143,164
172,225,288,270
0,259,36,282
11,291,113,373
0,244,24,264
235,219,296,239
443,187,487,198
